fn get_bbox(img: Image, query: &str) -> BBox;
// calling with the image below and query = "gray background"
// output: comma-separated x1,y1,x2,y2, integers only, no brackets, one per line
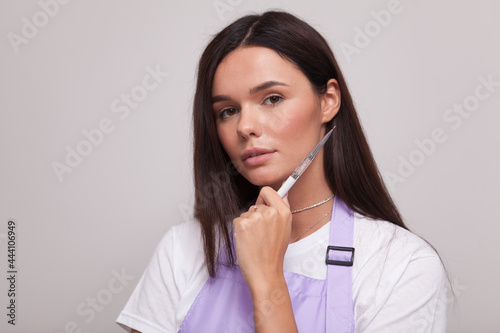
1,0,499,332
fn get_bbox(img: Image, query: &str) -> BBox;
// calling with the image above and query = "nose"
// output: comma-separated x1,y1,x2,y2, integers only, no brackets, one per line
236,105,262,139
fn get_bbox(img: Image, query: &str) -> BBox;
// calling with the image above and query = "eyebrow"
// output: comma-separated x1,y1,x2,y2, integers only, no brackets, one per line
212,80,288,103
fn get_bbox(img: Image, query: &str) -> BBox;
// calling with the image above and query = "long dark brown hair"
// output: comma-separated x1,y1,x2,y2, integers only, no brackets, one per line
193,11,407,277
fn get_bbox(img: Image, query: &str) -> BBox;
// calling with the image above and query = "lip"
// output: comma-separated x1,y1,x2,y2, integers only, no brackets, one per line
242,148,276,166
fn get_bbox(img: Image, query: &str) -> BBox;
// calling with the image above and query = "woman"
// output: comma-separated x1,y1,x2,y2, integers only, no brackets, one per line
117,11,447,332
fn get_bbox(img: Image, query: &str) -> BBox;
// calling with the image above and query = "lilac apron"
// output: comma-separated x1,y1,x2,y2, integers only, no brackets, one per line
179,197,355,332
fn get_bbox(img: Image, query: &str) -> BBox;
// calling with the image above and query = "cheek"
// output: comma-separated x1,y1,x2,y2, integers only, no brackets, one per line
271,96,320,139
216,125,237,157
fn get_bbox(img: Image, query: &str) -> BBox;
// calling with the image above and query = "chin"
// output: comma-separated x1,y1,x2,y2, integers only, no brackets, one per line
239,164,290,188
245,174,284,190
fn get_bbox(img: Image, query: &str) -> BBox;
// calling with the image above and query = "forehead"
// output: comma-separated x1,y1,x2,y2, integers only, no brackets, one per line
212,46,305,95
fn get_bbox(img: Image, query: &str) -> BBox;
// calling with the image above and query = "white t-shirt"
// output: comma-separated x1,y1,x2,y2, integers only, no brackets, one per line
116,214,448,333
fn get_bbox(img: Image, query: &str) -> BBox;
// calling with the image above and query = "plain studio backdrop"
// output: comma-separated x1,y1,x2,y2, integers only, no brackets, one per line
0,1,499,332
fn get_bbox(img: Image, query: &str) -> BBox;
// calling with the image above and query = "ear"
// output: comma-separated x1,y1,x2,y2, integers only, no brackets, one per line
320,79,341,124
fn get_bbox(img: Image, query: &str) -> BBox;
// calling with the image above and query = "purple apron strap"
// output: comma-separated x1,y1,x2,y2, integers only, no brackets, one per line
326,197,355,333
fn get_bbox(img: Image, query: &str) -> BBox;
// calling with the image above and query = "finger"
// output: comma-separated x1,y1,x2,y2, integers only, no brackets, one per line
241,205,261,217
282,193,290,209
254,187,271,206
255,186,289,211
250,204,263,214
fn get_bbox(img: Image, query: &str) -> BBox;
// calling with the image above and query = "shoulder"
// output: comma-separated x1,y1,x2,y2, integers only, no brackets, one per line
162,219,203,244
155,219,204,260
155,219,207,289
352,214,448,331
354,213,440,258
158,218,205,258
116,220,208,332
353,212,447,293
353,213,445,279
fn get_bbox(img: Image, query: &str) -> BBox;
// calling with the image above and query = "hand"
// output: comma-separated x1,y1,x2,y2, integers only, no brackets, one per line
232,186,292,290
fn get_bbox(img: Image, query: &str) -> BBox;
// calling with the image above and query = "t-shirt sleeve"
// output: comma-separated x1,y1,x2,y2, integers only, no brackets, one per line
116,228,179,333
360,255,448,332
354,223,448,333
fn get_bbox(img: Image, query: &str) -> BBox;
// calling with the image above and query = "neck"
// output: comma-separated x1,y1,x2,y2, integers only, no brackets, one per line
283,151,334,242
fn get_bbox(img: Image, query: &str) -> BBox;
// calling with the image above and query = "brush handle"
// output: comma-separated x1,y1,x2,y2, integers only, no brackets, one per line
277,176,296,198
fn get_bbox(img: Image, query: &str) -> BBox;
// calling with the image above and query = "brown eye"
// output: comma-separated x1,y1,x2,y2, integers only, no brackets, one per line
220,108,238,119
264,95,283,106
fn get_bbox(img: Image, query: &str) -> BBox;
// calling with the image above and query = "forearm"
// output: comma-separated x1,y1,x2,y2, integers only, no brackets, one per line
250,275,298,333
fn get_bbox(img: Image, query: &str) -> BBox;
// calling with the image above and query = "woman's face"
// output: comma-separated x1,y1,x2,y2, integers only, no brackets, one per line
212,46,336,189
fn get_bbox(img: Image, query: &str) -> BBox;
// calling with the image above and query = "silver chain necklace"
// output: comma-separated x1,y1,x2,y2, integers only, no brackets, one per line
291,208,333,243
291,194,335,214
